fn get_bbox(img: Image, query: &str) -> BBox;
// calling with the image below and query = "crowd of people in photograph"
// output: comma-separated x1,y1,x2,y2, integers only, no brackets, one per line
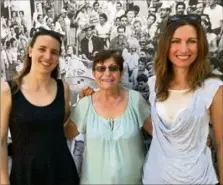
1,0,223,166
1,0,223,99
1,0,223,184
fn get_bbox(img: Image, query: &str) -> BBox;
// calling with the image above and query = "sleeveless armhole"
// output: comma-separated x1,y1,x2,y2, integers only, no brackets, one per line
203,78,223,109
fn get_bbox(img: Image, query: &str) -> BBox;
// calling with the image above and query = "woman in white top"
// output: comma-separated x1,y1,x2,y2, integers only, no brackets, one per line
143,14,223,184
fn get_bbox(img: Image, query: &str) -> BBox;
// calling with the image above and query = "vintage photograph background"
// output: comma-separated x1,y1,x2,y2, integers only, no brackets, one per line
1,0,223,174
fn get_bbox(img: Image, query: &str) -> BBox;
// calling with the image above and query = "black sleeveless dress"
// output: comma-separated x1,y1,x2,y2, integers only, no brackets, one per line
8,80,79,185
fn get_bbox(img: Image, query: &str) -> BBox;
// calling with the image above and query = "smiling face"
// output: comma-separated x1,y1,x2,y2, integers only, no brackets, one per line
196,3,204,15
168,25,198,70
176,5,185,15
28,35,60,75
93,57,122,91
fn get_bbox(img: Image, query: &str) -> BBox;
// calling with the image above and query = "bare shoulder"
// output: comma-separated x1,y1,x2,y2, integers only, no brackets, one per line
213,86,223,101
1,81,11,95
1,81,12,106
210,85,223,111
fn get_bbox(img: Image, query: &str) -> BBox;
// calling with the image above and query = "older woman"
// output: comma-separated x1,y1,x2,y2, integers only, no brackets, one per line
143,14,223,184
66,50,152,184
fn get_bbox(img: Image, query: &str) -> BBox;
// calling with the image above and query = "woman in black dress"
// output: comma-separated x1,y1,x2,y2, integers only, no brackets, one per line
1,27,79,185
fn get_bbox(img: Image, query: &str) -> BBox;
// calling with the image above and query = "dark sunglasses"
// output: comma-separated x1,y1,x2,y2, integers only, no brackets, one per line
94,65,120,72
167,14,201,25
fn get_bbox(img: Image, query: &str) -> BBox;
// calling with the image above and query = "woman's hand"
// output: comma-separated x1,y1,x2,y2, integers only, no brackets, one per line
79,86,95,98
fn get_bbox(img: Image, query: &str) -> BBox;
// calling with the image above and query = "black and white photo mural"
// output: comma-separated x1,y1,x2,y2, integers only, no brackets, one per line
1,0,223,174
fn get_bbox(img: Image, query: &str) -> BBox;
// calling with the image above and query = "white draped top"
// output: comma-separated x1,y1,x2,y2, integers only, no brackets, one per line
156,89,193,127
143,76,222,184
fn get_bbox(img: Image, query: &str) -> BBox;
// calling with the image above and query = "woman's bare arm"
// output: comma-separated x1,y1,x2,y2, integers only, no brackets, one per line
1,82,11,184
143,117,153,136
210,86,223,184
63,81,79,139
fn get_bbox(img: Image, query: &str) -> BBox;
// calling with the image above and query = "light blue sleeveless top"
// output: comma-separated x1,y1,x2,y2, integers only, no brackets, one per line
71,90,150,184
143,76,222,184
